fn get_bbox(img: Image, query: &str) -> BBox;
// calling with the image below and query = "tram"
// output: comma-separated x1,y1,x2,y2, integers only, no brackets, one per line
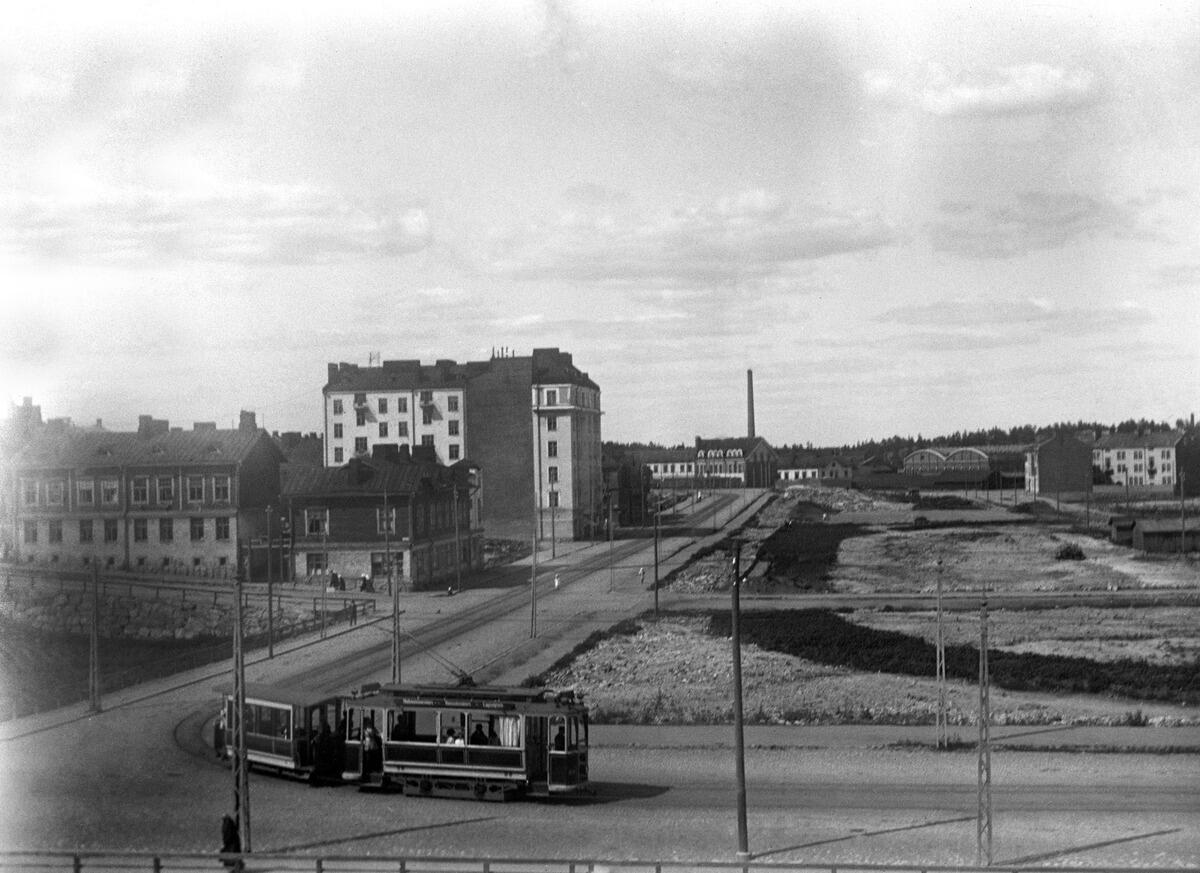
341,683,590,801
222,683,343,782
221,682,589,801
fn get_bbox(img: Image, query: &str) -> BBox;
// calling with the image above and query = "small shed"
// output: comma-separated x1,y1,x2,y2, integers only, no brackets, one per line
1131,519,1200,554
1108,516,1136,546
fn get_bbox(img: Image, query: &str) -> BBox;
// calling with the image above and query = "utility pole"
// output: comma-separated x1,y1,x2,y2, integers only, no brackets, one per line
529,527,539,638
730,543,750,861
935,559,946,750
653,504,660,616
321,525,327,640
608,495,614,593
550,490,556,559
265,506,273,659
453,484,462,592
388,490,401,684
977,588,993,867
231,571,251,853
89,562,101,713
1182,472,1188,557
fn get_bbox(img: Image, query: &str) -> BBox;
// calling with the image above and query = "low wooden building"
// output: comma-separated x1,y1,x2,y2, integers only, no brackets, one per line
1131,518,1200,554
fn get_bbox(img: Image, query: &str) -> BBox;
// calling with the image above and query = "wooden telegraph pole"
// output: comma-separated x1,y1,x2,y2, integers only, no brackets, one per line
231,569,251,853
89,563,101,713
976,587,993,866
265,506,273,659
935,559,947,749
730,543,750,861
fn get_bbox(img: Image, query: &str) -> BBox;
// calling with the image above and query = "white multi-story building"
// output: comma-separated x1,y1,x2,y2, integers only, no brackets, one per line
324,349,602,539
1092,431,1182,489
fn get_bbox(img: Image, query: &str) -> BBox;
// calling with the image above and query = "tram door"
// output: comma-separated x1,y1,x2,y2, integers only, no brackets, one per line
526,716,547,783
548,714,585,788
342,707,362,777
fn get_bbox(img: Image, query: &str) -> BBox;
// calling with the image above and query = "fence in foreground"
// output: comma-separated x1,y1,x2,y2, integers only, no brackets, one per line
1,853,1197,873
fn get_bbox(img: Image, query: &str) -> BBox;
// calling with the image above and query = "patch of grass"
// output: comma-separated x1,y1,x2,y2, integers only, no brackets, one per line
706,609,1200,706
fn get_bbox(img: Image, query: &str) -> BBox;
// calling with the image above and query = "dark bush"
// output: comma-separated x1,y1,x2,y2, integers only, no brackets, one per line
1055,543,1085,560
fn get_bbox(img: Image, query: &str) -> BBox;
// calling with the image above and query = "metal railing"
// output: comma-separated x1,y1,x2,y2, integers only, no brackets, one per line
1,852,1195,873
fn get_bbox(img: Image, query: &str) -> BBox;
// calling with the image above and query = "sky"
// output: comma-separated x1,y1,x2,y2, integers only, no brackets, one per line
1,0,1197,448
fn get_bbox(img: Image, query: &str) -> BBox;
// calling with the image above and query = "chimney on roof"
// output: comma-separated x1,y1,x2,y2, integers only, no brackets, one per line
138,415,169,438
747,369,756,439
238,410,256,432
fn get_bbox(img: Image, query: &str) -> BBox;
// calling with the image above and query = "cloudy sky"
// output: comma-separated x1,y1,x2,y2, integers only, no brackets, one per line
1,1,1197,446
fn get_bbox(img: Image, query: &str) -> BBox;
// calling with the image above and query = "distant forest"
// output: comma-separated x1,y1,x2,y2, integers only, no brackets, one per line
607,416,1192,459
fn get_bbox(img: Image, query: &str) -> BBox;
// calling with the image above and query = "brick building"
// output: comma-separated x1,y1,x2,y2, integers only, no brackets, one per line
1024,431,1093,496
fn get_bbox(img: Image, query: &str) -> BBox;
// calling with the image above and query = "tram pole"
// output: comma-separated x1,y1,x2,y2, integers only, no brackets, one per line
935,559,947,750
977,586,993,866
529,528,538,638
232,571,251,853
730,542,750,861
653,505,660,616
265,506,273,659
89,562,101,713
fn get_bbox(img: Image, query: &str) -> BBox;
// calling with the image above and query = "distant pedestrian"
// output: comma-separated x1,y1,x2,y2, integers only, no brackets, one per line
554,573,560,589
213,708,226,758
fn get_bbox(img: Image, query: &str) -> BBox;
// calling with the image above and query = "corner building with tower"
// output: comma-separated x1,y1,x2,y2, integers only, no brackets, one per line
323,348,602,541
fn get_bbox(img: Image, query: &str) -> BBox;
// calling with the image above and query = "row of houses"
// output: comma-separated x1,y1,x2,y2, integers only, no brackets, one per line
4,409,483,590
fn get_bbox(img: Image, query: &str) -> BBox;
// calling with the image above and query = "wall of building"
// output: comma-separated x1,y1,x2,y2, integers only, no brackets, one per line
465,357,534,527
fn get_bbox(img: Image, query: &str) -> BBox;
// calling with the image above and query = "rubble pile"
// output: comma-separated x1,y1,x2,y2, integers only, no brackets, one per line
782,485,906,513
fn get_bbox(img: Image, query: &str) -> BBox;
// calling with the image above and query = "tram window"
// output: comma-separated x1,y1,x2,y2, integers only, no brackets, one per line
567,716,585,750
345,708,358,741
439,711,465,744
467,716,490,745
492,715,520,747
406,710,435,742
389,711,415,741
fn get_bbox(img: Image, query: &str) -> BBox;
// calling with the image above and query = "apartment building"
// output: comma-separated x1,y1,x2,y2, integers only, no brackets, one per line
323,348,602,539
9,412,283,574
1092,431,1182,489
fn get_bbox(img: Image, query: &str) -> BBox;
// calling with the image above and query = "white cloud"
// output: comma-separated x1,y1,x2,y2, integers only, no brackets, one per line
0,180,432,265
865,62,1100,117
490,191,893,286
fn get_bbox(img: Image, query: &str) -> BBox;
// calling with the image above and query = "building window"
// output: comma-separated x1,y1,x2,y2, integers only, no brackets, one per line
420,390,433,404
77,480,94,506
549,491,559,507
21,479,38,506
397,422,408,437
354,437,368,455
333,399,344,415
379,398,388,414
422,409,434,426
334,423,344,438
80,520,94,543
448,444,460,460
356,410,367,426
1117,450,1126,460
23,521,37,543
334,448,344,463
216,517,230,541
421,435,435,447
101,479,119,505
159,518,173,543
213,476,230,502
306,553,328,574
158,477,174,503
104,519,119,543
546,415,557,432
379,422,389,438
354,393,366,405
134,518,148,542
132,477,149,504
46,480,65,506
548,466,559,483
547,440,558,458
306,510,328,536
448,395,459,412
447,420,459,436
546,389,557,405
398,397,408,413
187,476,204,503
377,507,395,534
48,520,62,543
190,518,205,541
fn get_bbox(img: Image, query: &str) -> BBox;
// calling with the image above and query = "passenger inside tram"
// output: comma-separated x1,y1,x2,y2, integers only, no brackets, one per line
469,724,488,745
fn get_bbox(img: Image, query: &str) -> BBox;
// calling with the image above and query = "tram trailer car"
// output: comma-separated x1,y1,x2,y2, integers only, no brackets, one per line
342,683,590,801
223,683,589,801
223,683,344,782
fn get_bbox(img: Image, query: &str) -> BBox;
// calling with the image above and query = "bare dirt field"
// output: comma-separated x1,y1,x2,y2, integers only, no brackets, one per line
544,488,1200,728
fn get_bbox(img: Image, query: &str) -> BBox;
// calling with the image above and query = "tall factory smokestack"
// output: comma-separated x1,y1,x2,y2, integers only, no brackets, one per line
747,369,756,439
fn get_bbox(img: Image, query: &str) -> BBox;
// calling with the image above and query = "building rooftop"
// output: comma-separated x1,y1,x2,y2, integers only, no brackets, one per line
11,424,278,470
1094,431,1183,450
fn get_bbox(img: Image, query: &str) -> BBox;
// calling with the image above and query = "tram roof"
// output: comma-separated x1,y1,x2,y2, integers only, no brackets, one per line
349,683,583,709
225,682,342,709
